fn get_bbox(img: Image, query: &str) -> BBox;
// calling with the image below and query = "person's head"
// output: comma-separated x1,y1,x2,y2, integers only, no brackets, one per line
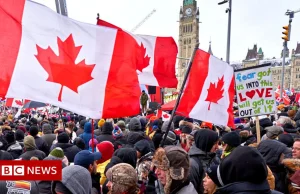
221,132,241,154
5,131,15,144
23,135,36,150
203,171,217,194
134,139,151,159
106,163,139,194
194,129,219,153
292,139,300,159
52,165,92,194
73,137,85,150
29,126,39,137
74,150,101,174
265,126,284,139
152,146,190,194
207,146,268,187
57,132,70,144
96,141,114,164
42,123,52,134
67,122,75,130
142,90,145,94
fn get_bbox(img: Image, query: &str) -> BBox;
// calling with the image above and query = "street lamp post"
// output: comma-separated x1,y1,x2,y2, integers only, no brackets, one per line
218,0,232,64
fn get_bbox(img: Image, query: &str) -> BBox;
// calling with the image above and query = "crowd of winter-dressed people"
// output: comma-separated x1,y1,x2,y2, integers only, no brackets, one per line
0,106,300,194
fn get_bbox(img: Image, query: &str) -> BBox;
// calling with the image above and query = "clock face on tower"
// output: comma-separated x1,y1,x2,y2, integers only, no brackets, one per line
185,8,192,16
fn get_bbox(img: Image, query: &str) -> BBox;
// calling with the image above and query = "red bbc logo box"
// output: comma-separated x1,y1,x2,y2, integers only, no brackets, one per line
0,160,62,181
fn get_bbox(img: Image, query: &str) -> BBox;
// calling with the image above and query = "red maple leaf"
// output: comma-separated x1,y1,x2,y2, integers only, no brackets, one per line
35,34,95,101
205,76,225,110
136,43,150,72
15,100,23,106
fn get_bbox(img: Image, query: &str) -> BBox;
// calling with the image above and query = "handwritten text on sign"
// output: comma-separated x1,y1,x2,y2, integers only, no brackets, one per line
235,66,275,117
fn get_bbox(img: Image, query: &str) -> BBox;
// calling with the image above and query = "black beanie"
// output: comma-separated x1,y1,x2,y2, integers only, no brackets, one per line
180,125,192,134
57,132,70,143
29,126,39,137
221,132,241,147
5,131,15,144
15,129,25,141
219,146,268,186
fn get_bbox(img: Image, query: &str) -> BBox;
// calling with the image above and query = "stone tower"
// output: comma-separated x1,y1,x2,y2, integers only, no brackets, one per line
177,0,199,90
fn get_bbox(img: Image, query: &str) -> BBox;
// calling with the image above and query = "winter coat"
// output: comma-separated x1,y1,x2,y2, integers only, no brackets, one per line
0,150,13,160
188,146,217,194
19,148,46,160
76,127,84,137
79,123,96,150
257,140,287,193
214,181,283,194
41,134,56,152
34,136,49,156
97,159,110,185
51,142,81,163
96,134,115,144
6,142,23,159
113,137,127,150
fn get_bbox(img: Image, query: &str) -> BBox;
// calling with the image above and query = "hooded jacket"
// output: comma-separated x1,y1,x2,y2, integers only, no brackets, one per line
188,129,219,194
96,122,115,144
52,165,92,194
79,122,96,150
257,140,288,193
6,142,23,159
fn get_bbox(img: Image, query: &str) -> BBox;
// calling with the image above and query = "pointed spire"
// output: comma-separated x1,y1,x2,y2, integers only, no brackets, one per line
208,38,213,55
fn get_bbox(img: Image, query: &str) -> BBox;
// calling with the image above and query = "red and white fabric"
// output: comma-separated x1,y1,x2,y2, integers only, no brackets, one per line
177,50,235,128
97,19,178,88
5,98,24,108
275,86,290,105
156,109,171,121
0,0,142,119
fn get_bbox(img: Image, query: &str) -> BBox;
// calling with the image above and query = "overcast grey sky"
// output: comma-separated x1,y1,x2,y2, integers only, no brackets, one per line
33,0,300,62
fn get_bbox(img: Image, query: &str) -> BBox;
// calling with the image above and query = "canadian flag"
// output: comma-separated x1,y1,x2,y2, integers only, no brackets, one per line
0,0,142,119
156,109,171,121
5,98,24,108
177,50,235,128
97,19,178,88
275,86,290,105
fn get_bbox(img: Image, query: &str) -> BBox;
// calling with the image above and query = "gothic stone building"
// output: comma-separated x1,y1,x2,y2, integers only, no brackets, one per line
241,43,300,90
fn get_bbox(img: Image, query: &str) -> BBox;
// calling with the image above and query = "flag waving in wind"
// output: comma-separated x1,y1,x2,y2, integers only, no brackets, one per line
97,19,178,88
0,0,142,119
177,50,235,127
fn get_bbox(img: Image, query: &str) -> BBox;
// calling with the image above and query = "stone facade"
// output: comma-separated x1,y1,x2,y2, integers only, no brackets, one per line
177,0,199,90
240,43,300,91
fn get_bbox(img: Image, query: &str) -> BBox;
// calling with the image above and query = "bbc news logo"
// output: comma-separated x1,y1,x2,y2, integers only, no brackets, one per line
0,161,62,180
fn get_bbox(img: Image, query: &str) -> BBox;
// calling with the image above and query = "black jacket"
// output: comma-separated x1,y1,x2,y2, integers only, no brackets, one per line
257,140,287,193
215,181,283,194
188,145,217,194
6,142,23,159
34,136,49,156
51,142,81,163
19,148,46,160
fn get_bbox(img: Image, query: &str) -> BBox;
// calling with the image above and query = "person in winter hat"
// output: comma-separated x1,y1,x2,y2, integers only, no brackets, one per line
96,121,115,144
283,158,300,194
262,126,284,140
112,126,123,139
98,119,105,128
188,129,220,193
207,146,279,194
79,122,96,150
5,131,23,159
129,117,142,132
106,163,140,194
52,165,92,194
96,141,115,185
221,132,241,158
19,135,46,160
152,146,197,194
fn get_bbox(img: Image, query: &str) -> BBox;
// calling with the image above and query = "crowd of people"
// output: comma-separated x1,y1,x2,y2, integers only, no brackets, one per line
0,106,299,194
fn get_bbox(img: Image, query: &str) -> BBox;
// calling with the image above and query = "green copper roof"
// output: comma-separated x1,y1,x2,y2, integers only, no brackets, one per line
258,47,263,54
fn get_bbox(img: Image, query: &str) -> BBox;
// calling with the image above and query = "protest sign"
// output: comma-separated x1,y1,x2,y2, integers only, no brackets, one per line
235,64,276,117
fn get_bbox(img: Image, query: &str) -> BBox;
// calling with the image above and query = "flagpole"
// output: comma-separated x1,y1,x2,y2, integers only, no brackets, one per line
160,43,200,147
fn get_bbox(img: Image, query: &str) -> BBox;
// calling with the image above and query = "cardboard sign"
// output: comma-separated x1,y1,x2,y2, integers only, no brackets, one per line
235,65,276,117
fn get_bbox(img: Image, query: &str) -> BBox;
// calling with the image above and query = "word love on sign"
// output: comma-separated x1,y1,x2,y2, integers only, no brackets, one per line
235,65,276,117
